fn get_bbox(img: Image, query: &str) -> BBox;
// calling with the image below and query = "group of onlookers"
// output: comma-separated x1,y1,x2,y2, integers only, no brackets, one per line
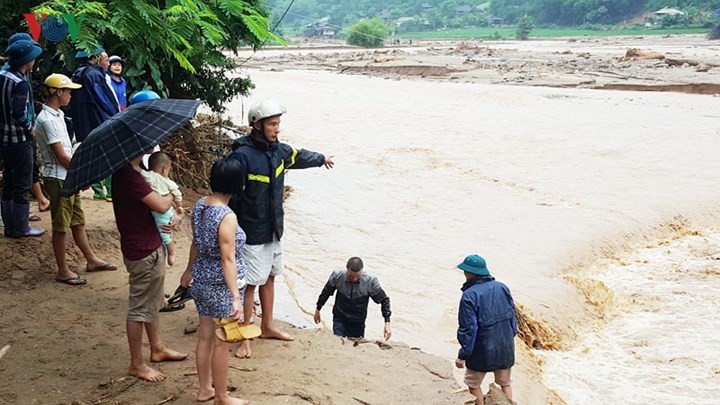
0,33,129,285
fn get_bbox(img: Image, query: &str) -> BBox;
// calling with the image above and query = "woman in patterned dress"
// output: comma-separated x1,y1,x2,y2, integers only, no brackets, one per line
181,157,249,405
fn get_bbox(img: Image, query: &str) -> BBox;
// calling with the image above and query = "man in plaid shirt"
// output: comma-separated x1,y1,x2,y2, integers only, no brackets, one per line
0,39,44,238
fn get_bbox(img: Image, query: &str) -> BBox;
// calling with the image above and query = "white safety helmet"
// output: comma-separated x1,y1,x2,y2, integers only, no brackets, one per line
247,100,286,126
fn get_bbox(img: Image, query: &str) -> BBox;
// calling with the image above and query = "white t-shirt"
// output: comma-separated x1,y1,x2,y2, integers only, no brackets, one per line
36,104,73,180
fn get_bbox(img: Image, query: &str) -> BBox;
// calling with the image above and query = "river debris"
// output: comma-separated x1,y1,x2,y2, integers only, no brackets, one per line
161,113,249,190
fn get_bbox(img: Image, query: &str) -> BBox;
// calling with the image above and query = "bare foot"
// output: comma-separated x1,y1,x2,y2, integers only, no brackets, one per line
260,327,294,341
214,396,249,405
128,364,166,382
150,347,188,363
197,388,215,402
167,252,175,267
234,340,252,359
38,200,50,212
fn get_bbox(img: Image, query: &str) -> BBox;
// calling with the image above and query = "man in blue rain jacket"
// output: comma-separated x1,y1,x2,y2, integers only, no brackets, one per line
69,48,118,143
455,254,517,405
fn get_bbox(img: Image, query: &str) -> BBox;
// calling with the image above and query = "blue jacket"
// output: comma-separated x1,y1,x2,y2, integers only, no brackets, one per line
228,133,325,245
0,69,32,147
69,64,119,142
1,63,34,124
109,75,127,110
457,276,517,372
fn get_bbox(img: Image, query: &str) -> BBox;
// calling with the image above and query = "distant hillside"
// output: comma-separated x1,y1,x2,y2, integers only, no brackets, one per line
269,0,720,29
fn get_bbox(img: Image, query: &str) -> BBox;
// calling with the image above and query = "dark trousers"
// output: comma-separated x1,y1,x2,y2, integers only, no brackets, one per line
1,140,33,204
31,139,40,183
333,319,365,338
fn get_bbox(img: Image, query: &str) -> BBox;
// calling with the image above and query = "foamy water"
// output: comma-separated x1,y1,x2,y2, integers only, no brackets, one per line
224,64,720,403
542,233,720,403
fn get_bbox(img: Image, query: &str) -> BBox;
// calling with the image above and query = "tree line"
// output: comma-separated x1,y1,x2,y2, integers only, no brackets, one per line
268,0,720,30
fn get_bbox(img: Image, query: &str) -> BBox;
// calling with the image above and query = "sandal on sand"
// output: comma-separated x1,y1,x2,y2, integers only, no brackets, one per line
167,285,193,306
55,275,87,286
160,302,185,312
87,262,118,272
29,214,41,222
214,319,261,343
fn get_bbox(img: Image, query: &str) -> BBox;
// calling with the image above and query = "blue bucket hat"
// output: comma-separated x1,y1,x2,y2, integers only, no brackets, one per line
457,254,490,276
6,33,39,52
7,39,42,68
75,47,104,60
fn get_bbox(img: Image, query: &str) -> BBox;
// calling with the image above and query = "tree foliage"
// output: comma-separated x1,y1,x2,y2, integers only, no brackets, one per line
5,0,284,112
346,18,389,48
516,15,534,39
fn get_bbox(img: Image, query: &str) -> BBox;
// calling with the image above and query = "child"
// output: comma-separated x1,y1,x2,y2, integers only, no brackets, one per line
108,55,127,111
141,151,183,266
454,254,517,405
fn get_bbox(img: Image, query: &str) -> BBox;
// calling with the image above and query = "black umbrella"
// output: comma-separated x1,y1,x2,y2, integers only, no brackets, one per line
63,98,202,197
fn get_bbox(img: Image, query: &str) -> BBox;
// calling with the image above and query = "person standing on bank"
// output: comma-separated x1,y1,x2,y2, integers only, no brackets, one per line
454,254,517,405
228,99,334,359
2,33,51,216
107,55,127,111
112,151,188,382
314,257,392,340
35,73,118,285
0,39,45,238
69,48,118,201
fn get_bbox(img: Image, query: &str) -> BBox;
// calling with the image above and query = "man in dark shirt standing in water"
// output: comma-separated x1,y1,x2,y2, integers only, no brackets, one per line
314,257,392,340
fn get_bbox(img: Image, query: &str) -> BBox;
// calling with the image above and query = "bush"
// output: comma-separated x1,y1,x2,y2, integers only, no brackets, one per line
346,18,389,48
516,15,534,40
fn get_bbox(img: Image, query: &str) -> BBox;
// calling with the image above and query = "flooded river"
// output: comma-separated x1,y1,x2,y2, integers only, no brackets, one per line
225,68,720,404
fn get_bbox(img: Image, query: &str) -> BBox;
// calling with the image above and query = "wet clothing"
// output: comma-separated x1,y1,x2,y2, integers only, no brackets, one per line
333,319,365,338
69,64,119,142
457,275,517,372
316,270,392,334
228,134,325,245
111,165,162,261
189,197,247,318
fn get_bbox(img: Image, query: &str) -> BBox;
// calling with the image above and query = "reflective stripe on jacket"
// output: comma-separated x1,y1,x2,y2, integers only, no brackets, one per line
228,134,325,245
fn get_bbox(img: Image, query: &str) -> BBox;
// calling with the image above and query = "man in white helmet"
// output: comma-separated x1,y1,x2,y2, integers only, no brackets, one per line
228,99,334,359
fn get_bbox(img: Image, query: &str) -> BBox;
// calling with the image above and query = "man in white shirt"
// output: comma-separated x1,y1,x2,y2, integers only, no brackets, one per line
35,73,117,286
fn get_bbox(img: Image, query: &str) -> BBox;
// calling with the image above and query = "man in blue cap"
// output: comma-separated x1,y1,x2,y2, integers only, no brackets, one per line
454,254,517,405
0,39,45,237
69,47,118,200
2,33,51,217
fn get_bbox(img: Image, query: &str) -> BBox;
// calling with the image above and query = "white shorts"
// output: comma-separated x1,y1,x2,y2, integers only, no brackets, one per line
242,238,283,286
